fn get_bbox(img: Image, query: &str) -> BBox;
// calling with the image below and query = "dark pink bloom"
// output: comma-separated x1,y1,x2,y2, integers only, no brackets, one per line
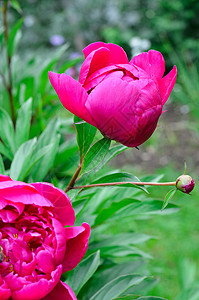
0,174,90,300
49,42,177,147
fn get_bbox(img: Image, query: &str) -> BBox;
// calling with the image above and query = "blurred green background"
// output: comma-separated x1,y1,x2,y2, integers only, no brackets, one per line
1,0,199,299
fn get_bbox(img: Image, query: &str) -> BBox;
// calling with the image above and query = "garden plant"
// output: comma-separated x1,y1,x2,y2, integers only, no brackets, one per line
0,1,197,300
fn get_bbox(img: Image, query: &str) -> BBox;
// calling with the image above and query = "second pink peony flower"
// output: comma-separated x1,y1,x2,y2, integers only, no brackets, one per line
49,42,177,147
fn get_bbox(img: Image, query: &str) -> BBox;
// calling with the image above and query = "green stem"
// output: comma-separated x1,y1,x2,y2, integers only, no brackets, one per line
64,162,83,193
69,181,176,190
3,0,15,125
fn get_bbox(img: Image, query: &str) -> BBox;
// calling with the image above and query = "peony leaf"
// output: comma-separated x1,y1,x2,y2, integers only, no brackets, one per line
136,297,168,300
0,108,15,155
0,141,13,160
31,118,60,181
15,98,32,149
65,251,100,295
0,155,5,175
74,115,97,160
10,0,22,13
162,188,177,210
8,18,23,57
81,137,111,174
94,199,179,226
90,274,146,300
10,138,37,181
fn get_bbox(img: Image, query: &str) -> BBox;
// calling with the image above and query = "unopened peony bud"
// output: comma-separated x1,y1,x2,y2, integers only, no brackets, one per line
176,175,195,194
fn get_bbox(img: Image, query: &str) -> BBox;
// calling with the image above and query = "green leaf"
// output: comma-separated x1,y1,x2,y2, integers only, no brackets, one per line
0,141,13,160
39,44,69,95
90,274,146,300
113,295,140,300
54,138,78,167
137,297,168,300
15,98,32,149
96,245,151,259
94,199,179,226
81,137,111,174
85,260,146,299
92,172,148,193
122,278,158,296
176,285,199,300
162,188,177,210
10,138,37,181
8,18,23,57
0,108,15,155
31,119,60,181
178,258,196,290
0,155,5,174
65,251,100,295
74,116,97,160
58,56,83,73
10,0,22,13
89,233,152,251
24,144,54,180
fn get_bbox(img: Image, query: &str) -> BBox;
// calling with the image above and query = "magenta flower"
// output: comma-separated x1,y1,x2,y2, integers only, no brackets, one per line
0,175,90,300
49,42,177,147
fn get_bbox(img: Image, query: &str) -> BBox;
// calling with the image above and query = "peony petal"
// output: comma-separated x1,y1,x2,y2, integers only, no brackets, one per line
49,72,96,126
0,275,11,300
36,250,55,274
62,223,90,272
83,42,129,64
52,218,67,265
0,181,52,207
43,281,77,300
85,77,140,138
0,175,12,182
131,50,165,80
158,65,177,104
86,77,162,147
79,47,110,84
9,265,62,300
31,182,75,227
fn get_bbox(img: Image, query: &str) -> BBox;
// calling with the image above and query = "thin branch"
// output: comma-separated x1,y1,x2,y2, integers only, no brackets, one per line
64,162,83,193
69,181,177,190
3,0,15,125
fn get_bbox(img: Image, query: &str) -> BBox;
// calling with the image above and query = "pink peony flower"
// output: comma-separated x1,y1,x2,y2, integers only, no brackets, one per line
49,42,177,147
0,174,90,300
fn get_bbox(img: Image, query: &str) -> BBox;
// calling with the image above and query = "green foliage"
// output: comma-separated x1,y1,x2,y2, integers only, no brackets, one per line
74,115,97,160
0,155,5,174
7,18,23,57
90,274,147,300
15,98,32,148
10,137,37,180
81,137,111,174
65,251,100,295
162,188,177,210
0,108,16,157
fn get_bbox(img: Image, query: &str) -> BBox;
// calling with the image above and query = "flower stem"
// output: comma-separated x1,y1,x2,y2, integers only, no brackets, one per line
64,162,82,193
3,0,15,125
69,181,176,190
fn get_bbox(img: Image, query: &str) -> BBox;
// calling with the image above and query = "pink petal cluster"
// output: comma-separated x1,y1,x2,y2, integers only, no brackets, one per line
49,42,177,147
0,174,90,300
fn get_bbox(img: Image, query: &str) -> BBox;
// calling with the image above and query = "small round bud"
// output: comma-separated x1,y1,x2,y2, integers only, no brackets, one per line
176,175,195,194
